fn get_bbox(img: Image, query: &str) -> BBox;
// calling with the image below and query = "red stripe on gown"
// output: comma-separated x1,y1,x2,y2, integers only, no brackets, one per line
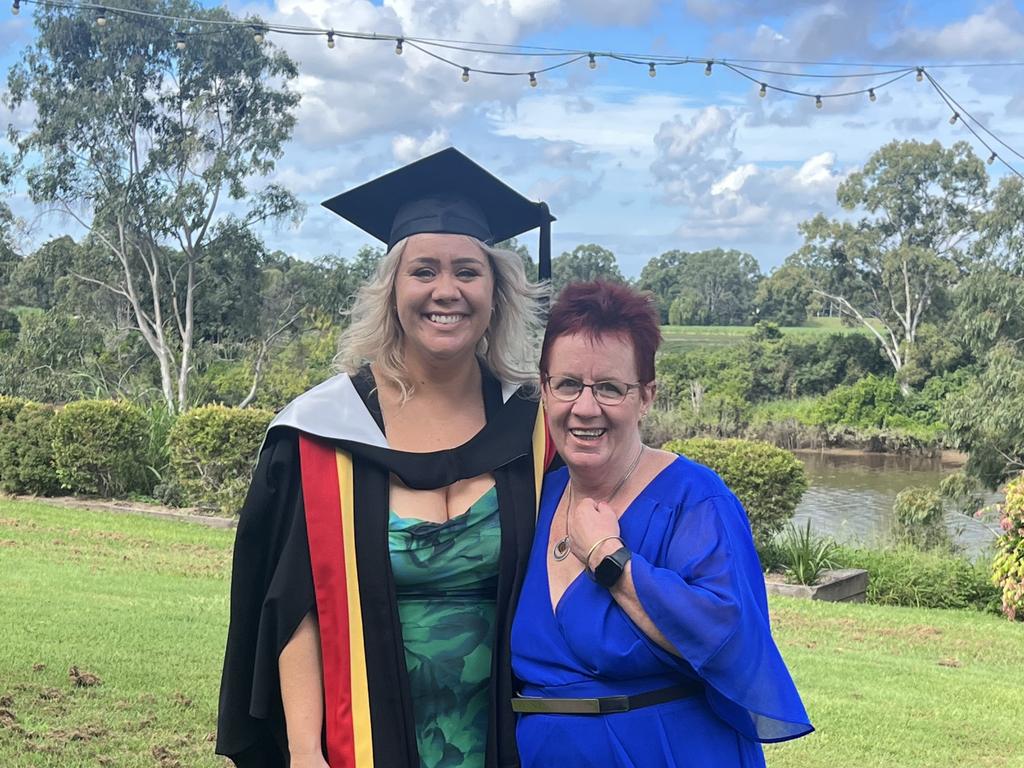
298,435,356,767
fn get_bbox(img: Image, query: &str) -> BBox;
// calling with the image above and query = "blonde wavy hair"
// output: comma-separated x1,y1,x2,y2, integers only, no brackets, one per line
336,235,547,400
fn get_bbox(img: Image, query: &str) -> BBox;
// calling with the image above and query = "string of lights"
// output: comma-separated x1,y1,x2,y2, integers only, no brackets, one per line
7,0,1023,178
923,72,1024,180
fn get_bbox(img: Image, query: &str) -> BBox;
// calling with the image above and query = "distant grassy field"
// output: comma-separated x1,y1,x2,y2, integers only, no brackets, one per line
660,317,872,354
1,497,1021,767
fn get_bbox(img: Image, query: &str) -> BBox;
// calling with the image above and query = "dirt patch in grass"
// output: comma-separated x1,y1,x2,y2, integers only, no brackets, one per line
69,666,102,688
152,744,184,767
51,724,108,742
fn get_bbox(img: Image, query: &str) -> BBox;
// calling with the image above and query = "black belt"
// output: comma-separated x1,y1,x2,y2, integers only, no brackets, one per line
511,682,702,715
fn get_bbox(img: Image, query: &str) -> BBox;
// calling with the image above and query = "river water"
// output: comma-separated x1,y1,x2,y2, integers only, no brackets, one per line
789,451,1003,558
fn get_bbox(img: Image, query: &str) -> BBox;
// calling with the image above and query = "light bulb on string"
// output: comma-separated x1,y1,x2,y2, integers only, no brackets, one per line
704,60,713,76
949,112,959,125
327,31,335,49
529,72,537,87
252,26,264,44
988,152,997,165
916,67,924,82
96,8,107,26
176,35,186,51
588,53,596,70
12,0,20,15
395,38,403,55
868,88,876,102
648,62,656,78
758,83,766,98
461,67,470,83
815,95,822,109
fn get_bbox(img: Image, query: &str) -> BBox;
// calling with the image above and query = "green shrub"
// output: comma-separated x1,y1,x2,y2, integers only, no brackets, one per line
832,545,1000,612
661,437,809,548
0,402,61,495
0,395,27,425
169,404,273,515
52,400,149,496
811,374,905,429
892,486,951,551
991,476,1024,621
777,520,839,585
0,395,30,491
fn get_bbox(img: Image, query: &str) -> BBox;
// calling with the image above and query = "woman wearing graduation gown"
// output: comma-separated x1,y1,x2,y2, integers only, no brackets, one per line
216,148,556,768
511,281,812,767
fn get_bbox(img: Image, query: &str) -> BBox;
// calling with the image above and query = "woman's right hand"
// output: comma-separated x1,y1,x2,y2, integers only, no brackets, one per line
289,752,330,768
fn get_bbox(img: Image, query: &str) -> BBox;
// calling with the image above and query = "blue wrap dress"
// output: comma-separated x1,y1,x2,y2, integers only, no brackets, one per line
511,457,813,767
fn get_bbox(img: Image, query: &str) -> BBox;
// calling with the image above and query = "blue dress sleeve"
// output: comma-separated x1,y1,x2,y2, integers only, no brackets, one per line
629,491,813,743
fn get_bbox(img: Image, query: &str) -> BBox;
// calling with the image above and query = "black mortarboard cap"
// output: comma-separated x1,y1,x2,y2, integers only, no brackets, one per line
321,147,555,280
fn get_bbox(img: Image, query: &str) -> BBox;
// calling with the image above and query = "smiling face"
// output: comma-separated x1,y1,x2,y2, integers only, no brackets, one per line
393,233,495,366
542,331,655,483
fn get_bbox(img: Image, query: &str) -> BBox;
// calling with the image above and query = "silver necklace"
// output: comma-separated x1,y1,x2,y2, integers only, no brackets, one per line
552,444,645,562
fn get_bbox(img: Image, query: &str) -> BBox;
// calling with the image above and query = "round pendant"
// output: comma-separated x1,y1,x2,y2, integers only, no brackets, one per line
553,536,571,561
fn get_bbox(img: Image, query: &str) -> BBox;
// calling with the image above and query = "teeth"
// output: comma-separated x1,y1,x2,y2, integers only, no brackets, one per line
429,314,463,324
570,428,605,437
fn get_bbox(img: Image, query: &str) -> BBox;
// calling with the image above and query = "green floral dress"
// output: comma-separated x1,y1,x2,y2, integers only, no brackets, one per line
389,486,501,768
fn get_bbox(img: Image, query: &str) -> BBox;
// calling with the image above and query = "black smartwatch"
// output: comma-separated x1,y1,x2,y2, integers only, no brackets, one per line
592,546,632,589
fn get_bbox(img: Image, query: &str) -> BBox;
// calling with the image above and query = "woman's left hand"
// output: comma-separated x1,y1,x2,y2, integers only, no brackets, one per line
568,497,621,569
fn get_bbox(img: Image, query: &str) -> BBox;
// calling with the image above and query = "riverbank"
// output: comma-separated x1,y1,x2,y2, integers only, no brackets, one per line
792,447,969,465
2,497,1021,767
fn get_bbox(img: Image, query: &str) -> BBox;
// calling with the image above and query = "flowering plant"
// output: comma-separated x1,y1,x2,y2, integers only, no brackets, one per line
992,476,1024,621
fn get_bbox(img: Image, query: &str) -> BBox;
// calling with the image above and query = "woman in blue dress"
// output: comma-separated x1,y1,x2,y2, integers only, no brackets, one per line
511,281,813,767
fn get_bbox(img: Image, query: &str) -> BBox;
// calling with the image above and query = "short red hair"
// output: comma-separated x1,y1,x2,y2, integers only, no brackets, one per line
540,281,662,383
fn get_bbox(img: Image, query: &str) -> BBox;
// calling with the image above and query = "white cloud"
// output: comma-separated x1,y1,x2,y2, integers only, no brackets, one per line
528,170,604,213
488,87,701,163
392,129,451,164
650,106,741,205
794,152,837,186
711,163,758,195
884,3,1024,59
650,106,846,247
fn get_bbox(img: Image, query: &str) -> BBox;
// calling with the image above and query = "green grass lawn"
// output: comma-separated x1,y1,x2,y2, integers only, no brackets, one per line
1,497,1021,767
660,317,873,354
0,498,234,767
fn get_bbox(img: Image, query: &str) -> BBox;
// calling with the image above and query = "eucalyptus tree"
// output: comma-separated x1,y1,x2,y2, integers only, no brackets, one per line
552,243,625,295
795,140,989,389
665,249,761,326
5,0,302,413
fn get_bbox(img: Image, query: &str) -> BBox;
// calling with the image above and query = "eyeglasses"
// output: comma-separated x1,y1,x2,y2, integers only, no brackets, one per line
544,375,641,406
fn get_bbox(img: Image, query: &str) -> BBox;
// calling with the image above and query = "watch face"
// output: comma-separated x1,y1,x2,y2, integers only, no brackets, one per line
594,546,630,588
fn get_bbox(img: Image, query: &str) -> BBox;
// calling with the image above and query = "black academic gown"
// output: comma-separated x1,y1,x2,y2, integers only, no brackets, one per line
216,366,550,768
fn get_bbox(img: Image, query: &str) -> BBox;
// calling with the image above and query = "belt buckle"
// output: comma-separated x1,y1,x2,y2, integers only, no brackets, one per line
598,695,630,714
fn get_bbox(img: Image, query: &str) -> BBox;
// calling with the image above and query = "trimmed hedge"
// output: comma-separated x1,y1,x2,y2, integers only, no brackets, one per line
833,545,1000,612
0,402,61,495
661,437,808,548
169,404,274,515
52,400,149,496
992,476,1024,621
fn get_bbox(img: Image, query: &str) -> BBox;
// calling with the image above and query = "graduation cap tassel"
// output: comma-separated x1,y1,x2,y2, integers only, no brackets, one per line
538,201,551,283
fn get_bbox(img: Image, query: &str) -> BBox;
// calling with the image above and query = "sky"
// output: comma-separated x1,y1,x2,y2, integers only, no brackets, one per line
2,0,1023,276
